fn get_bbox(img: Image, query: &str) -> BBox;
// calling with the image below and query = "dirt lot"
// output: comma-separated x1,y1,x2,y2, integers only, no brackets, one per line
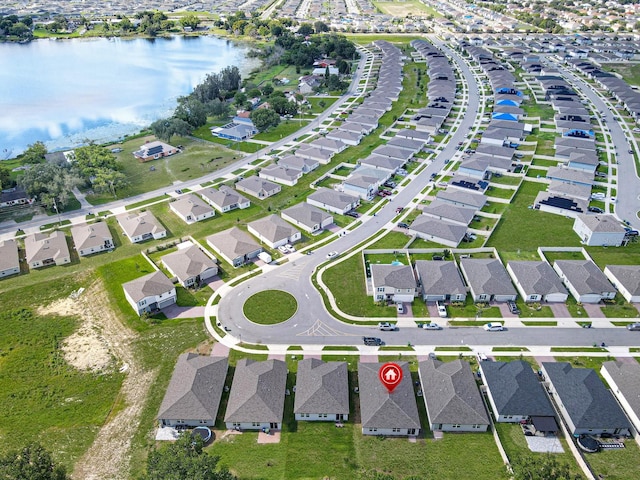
40,278,155,480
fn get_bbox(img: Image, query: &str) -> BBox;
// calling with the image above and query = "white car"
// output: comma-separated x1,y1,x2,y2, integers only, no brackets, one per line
591,192,605,199
378,322,397,331
422,323,442,330
436,301,447,318
278,245,288,254
326,251,339,259
285,243,296,253
483,323,504,332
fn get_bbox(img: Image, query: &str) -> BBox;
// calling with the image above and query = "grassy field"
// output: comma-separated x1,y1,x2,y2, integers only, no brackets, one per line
602,63,640,86
372,0,442,17
243,290,298,324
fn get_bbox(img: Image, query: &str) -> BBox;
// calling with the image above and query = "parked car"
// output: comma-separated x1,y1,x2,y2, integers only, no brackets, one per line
345,211,359,218
507,300,521,315
591,192,605,199
483,323,504,332
588,206,604,213
278,245,288,254
397,222,409,229
627,323,640,331
378,322,397,331
396,303,404,314
363,336,384,346
326,251,339,259
422,322,442,330
436,301,447,318
477,352,489,362
395,207,404,214
285,244,296,253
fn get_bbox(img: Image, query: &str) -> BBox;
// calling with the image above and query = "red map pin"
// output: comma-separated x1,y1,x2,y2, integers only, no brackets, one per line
379,362,403,394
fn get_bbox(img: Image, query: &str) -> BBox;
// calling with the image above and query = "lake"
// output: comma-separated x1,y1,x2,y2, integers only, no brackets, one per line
0,35,260,158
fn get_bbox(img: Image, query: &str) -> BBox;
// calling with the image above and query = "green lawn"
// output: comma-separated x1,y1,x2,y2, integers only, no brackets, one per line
243,290,298,324
586,441,640,480
602,63,640,86
253,119,308,142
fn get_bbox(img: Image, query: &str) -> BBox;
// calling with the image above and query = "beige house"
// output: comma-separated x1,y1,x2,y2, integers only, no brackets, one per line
122,270,176,316
0,239,20,277
25,231,71,269
169,194,215,224
70,222,114,256
161,243,218,288
117,211,167,243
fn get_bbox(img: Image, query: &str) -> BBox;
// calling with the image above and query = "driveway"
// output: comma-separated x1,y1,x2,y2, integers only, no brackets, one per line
496,302,518,318
163,305,206,319
549,303,571,318
582,303,606,318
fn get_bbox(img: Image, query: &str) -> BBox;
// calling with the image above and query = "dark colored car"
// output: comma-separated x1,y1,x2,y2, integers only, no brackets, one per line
397,222,409,229
507,300,521,315
345,211,359,218
363,336,384,346
588,206,604,213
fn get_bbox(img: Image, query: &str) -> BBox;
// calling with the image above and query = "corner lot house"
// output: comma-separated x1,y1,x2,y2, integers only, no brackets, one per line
553,259,616,303
414,260,467,302
0,239,20,277
418,359,489,432
169,194,215,224
358,362,420,436
70,222,114,257
122,270,177,316
161,243,218,288
370,264,417,303
307,188,359,215
157,354,228,428
206,227,262,268
117,211,167,243
601,361,640,436
199,186,250,213
294,359,349,422
133,141,178,162
25,231,71,269
480,361,556,423
247,214,301,249
604,265,640,303
573,214,626,247
224,359,287,431
541,362,631,436
281,203,334,234
459,258,517,302
235,177,281,199
506,261,568,303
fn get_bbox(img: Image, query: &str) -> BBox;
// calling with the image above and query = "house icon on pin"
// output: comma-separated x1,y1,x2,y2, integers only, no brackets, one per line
384,369,397,381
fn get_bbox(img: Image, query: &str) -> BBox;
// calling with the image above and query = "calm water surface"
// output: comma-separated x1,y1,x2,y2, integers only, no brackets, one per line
0,35,259,157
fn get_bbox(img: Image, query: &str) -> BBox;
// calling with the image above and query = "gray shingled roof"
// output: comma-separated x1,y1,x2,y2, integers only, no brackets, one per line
414,261,467,296
601,361,640,420
248,214,300,244
122,270,174,303
410,216,468,245
543,362,631,431
460,258,517,297
236,176,281,197
224,359,287,424
370,264,417,290
554,259,615,295
358,362,421,430
480,361,556,417
418,359,489,426
199,186,249,210
170,194,214,219
422,200,476,225
294,359,349,415
307,188,358,211
158,354,228,422
70,222,113,251
507,261,567,296
576,214,626,234
206,227,262,261
117,211,165,239
0,239,19,273
435,189,486,209
24,231,70,264
605,265,640,296
161,245,217,283
281,203,332,229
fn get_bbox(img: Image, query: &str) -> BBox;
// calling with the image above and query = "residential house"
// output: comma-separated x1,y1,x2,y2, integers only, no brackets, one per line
418,359,490,432
0,239,20,277
0,187,32,208
459,258,518,302
553,259,616,303
307,188,359,215
414,260,467,303
421,201,476,227
370,264,417,303
359,154,404,173
408,216,468,248
247,215,301,249
70,222,114,257
358,362,421,436
573,214,626,247
601,361,640,437
224,359,287,431
326,129,362,146
294,359,349,422
435,190,487,210
281,203,333,234
133,141,178,162
199,185,250,213
480,361,557,423
294,145,333,165
259,164,303,187
235,177,282,199
506,261,568,303
122,270,177,316
343,168,389,200
278,154,319,173
157,354,228,428
310,137,347,154
604,265,640,303
546,166,594,187
117,211,167,243
206,227,263,268
212,116,258,142
541,362,631,436
24,231,71,269
161,243,218,288
169,194,215,224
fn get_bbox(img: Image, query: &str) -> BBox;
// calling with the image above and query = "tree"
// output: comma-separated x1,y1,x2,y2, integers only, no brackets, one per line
261,83,274,96
175,97,208,127
234,91,247,107
0,442,69,480
206,98,232,119
250,108,280,132
73,144,120,181
144,432,234,480
91,168,128,198
0,165,12,189
512,453,581,480
150,117,192,143
314,21,329,33
20,141,47,164
18,163,79,211
297,23,314,36
269,96,297,116
180,14,200,30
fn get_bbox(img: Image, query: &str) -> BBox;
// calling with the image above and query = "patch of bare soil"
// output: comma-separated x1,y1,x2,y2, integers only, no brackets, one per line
39,278,156,480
